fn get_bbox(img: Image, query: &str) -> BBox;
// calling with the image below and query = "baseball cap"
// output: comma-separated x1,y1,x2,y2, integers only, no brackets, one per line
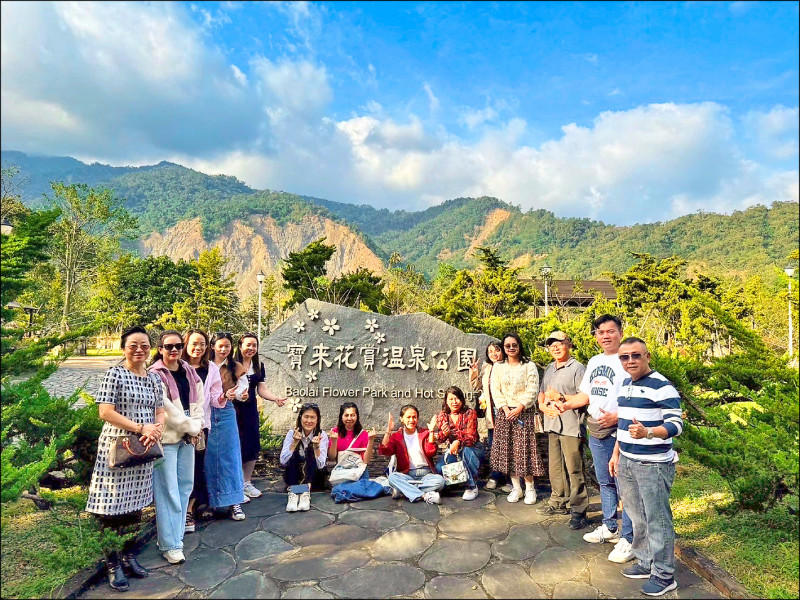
545,331,570,346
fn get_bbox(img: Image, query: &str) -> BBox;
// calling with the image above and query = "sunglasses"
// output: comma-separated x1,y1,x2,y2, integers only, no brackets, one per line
161,343,185,352
619,353,645,362
125,344,151,351
301,403,319,409
504,343,519,349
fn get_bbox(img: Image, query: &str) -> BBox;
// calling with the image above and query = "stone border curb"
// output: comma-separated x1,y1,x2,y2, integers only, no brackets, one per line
675,539,754,599
56,520,157,599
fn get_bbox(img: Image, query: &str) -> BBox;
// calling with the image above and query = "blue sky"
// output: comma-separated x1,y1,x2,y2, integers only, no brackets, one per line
2,1,798,224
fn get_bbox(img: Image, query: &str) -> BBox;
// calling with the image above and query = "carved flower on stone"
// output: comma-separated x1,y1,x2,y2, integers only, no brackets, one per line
288,397,302,412
307,308,320,321
364,318,379,333
373,332,386,344
305,370,318,383
293,320,306,333
322,318,341,336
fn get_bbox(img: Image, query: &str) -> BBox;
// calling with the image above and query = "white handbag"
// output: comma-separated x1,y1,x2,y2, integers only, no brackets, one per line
441,453,468,486
329,434,367,485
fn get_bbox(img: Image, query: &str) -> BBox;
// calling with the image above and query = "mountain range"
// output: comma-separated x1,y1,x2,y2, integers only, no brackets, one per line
3,150,797,297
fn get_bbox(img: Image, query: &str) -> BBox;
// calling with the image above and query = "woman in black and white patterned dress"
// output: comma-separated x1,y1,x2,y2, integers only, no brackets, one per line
85,326,166,592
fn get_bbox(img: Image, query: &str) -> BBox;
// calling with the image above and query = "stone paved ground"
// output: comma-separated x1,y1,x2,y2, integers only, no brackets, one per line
42,355,120,406
79,479,724,599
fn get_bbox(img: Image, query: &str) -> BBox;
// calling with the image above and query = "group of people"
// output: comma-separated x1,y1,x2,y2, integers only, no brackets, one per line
85,314,683,597
84,327,286,592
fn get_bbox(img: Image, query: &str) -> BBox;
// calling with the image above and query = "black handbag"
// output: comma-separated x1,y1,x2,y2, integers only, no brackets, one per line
108,433,163,469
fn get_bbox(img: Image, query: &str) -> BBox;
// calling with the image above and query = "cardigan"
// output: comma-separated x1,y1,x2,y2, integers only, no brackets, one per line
378,428,438,473
148,360,204,444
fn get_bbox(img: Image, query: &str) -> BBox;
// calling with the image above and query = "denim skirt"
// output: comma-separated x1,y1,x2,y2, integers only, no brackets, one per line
205,403,245,508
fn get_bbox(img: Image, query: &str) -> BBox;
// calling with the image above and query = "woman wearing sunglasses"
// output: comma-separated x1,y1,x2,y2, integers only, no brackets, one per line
233,332,287,501
279,403,329,512
490,332,546,505
148,330,205,564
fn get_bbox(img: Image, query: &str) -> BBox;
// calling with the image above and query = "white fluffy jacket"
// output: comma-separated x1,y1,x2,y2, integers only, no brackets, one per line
160,380,205,444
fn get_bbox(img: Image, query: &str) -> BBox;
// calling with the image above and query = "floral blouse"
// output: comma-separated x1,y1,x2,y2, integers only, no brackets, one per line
433,408,478,447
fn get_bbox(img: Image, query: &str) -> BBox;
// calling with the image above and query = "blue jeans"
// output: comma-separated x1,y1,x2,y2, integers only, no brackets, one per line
486,428,506,484
388,467,445,502
435,445,483,488
153,440,195,551
617,455,676,580
205,403,245,509
588,434,633,542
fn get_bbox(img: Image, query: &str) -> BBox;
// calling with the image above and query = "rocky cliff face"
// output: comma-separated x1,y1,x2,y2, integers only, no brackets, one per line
139,214,386,297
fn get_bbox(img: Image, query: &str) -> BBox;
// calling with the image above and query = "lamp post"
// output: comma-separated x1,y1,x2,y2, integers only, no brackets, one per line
256,270,265,343
540,264,553,316
786,266,796,358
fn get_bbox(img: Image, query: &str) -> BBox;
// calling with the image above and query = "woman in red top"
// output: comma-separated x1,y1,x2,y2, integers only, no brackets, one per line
378,404,445,504
431,386,483,500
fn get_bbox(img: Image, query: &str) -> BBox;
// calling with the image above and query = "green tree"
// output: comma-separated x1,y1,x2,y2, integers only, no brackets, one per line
281,238,336,309
157,248,238,332
1,164,29,224
48,183,138,333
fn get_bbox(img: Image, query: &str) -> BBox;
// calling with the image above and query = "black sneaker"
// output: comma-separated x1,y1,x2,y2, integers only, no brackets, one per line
622,563,652,579
641,576,678,596
536,504,569,516
568,513,588,530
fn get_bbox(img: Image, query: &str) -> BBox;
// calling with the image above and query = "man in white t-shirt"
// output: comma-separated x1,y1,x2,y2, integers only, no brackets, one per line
559,314,634,563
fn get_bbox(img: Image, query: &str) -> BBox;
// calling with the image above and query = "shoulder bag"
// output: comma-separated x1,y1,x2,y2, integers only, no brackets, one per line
108,433,163,469
329,433,367,485
441,452,468,486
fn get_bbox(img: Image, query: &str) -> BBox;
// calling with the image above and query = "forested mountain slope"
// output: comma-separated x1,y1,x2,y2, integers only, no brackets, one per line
4,150,797,282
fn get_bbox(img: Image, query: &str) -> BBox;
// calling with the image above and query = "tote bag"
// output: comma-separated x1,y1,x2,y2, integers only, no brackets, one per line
329,433,367,485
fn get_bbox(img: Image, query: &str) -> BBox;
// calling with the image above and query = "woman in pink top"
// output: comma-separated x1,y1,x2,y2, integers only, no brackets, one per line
328,402,379,502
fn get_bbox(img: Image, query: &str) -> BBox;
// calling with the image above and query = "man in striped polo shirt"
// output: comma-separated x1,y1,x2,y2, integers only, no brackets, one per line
609,337,683,597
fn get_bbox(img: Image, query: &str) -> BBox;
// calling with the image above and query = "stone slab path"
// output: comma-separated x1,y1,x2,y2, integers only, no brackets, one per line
41,356,120,406
78,479,723,599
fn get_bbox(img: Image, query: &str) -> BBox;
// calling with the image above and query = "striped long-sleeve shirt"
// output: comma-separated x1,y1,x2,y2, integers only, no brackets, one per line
616,370,683,463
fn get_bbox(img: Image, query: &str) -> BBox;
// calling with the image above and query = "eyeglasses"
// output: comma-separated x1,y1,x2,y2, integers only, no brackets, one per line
548,341,567,348
504,343,519,349
161,343,185,352
125,344,151,351
619,353,645,362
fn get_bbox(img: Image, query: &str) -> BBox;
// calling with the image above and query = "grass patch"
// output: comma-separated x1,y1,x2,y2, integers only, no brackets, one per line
85,348,123,357
0,492,153,599
671,457,799,599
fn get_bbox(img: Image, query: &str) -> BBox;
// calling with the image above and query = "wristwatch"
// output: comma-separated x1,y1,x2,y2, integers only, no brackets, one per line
645,427,654,440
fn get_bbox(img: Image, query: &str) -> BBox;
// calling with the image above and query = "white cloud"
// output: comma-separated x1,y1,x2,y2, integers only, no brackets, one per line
1,2,796,226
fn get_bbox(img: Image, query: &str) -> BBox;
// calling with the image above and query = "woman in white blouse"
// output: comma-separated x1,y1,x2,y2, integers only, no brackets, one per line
490,332,546,504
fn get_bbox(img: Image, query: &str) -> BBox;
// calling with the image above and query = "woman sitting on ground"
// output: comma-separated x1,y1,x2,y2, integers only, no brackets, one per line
279,403,329,512
431,386,483,500
329,402,382,503
379,404,445,504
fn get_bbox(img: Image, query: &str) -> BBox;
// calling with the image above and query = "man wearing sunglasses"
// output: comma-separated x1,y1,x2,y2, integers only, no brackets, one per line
608,338,683,597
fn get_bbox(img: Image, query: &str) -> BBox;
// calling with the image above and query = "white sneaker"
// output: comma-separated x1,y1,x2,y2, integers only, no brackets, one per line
608,538,635,563
507,488,523,503
422,491,441,505
240,493,250,504
501,483,514,493
583,524,620,544
485,478,498,490
243,481,262,498
231,504,246,521
297,491,311,511
286,492,299,512
462,487,479,501
524,488,537,505
163,549,185,564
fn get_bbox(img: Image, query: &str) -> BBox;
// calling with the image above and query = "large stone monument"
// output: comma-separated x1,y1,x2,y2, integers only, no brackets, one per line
259,299,498,430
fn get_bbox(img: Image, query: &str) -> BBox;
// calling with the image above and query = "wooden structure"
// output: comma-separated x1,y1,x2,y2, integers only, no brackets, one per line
520,279,617,316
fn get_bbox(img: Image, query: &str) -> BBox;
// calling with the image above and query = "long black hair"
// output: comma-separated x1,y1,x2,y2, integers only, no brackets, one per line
182,329,210,368
501,332,529,363
210,331,238,377
296,403,322,437
336,402,363,437
148,329,183,366
485,341,505,364
234,331,261,373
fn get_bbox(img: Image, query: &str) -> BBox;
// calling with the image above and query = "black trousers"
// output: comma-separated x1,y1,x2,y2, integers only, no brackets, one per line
283,443,327,491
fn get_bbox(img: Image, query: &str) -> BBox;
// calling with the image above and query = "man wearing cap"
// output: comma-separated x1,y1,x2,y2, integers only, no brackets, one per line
537,331,588,529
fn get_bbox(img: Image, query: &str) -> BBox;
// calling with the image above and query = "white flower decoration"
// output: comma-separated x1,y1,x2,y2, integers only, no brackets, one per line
322,318,341,336
307,308,320,321
293,320,306,333
373,332,386,344
305,370,318,382
364,318,379,333
288,397,302,412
